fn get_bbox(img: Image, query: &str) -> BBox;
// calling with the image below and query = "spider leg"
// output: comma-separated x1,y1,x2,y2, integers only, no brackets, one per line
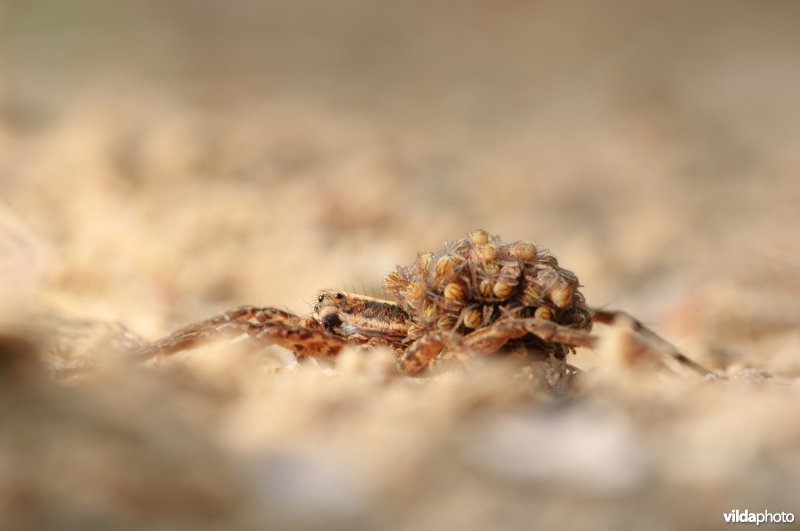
464,317,596,354
133,306,348,359
254,323,349,358
467,312,714,377
397,319,593,375
590,308,714,377
396,331,466,375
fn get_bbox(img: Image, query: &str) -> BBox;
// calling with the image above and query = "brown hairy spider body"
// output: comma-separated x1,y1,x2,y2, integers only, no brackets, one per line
136,231,711,376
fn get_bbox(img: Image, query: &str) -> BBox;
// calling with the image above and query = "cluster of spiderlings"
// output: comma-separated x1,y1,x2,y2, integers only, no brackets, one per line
383,230,592,345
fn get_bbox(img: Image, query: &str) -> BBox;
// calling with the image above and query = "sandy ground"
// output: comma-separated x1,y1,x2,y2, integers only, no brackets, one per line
1,1,800,530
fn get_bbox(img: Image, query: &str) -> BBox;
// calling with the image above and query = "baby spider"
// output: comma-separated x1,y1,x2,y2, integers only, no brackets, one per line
135,230,711,376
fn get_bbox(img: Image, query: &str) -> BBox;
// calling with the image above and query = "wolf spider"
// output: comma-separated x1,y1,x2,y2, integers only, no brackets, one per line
135,230,711,377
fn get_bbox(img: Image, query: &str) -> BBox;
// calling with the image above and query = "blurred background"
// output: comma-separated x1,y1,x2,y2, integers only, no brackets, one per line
1,1,800,530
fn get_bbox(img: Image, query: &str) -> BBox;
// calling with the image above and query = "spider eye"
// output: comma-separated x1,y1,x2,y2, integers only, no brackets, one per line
335,292,344,299
318,294,324,303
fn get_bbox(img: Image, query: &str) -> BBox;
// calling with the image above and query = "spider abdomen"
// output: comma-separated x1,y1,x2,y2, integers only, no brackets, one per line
383,230,592,340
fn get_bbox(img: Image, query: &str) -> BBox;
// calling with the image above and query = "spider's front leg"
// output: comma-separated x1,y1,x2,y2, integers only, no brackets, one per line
133,306,349,359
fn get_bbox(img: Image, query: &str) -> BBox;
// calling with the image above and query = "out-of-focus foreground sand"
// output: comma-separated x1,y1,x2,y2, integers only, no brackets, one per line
1,1,800,530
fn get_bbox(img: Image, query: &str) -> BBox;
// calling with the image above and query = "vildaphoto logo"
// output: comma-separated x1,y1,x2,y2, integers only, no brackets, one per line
723,509,795,525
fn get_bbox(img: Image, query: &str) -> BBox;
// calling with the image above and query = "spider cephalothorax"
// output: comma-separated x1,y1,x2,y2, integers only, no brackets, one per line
136,230,711,377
